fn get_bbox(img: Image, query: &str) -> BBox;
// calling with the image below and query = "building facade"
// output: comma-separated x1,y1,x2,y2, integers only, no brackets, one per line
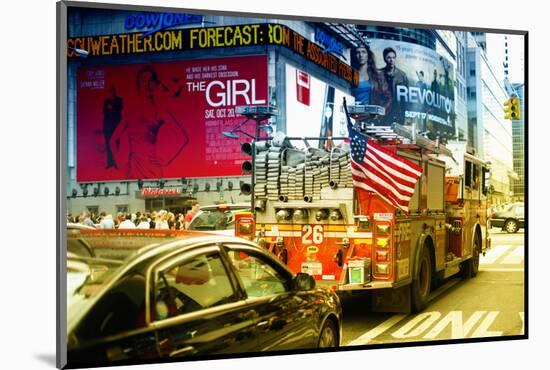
65,7,361,217
467,33,514,206
65,6,510,217
511,83,525,200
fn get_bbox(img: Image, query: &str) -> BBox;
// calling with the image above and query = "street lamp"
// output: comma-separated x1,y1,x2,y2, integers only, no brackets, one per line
222,129,254,140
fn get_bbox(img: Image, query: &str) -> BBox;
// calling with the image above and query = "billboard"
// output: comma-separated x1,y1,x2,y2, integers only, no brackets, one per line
351,40,456,137
67,23,358,85
76,55,268,181
285,64,354,149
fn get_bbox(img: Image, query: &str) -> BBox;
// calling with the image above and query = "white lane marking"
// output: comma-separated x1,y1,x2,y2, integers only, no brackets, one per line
424,311,486,339
501,245,524,264
347,314,407,345
481,245,513,264
471,311,502,337
347,310,522,345
392,312,441,339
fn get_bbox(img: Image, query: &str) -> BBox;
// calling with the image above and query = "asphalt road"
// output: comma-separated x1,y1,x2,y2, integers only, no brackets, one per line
340,228,525,346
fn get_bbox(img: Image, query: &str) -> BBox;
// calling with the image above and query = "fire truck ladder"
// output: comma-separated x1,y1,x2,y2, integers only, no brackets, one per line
346,103,454,158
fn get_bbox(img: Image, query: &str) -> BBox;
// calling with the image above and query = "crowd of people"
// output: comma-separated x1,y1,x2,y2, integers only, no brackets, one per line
68,201,200,231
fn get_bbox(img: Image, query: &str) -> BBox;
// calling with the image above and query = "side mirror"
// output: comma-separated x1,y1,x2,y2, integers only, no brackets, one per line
292,272,315,291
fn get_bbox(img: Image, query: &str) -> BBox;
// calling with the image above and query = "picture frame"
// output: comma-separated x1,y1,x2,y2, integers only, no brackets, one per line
49,2,527,370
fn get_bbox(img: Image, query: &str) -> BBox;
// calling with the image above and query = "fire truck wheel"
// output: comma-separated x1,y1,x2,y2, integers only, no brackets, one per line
318,319,338,348
504,219,519,233
411,246,432,313
460,234,481,279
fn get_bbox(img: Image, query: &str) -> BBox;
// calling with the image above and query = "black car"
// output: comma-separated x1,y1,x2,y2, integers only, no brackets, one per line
66,230,342,367
489,202,525,233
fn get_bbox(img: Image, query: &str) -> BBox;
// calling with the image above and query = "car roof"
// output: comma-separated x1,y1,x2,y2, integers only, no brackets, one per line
199,203,251,211
67,229,220,253
66,229,264,263
67,222,96,230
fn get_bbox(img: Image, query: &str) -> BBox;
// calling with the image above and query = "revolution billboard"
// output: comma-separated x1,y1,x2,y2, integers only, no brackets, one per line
352,40,456,137
76,55,268,181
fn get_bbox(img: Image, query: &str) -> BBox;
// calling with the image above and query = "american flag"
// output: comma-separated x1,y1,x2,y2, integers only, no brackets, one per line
347,120,422,214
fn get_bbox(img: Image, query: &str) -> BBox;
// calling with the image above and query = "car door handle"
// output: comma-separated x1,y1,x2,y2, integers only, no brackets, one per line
169,345,195,357
256,320,270,329
257,317,286,330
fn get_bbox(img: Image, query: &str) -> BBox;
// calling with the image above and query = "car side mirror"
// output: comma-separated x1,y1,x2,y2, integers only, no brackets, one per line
292,273,315,291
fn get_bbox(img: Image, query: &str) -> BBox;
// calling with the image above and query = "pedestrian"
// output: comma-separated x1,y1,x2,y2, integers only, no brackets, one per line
175,213,185,230
79,211,95,228
149,211,157,229
134,211,142,226
185,201,200,229
167,212,176,230
118,213,137,229
136,215,150,229
116,212,125,228
99,213,115,229
155,210,169,230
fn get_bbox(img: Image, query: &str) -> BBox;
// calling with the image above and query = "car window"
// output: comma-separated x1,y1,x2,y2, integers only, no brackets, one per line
188,210,235,231
154,253,237,321
472,164,480,190
515,205,524,216
75,272,146,340
226,249,288,298
465,161,472,187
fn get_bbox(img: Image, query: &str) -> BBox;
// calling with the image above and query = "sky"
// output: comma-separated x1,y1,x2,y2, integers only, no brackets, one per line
485,33,525,85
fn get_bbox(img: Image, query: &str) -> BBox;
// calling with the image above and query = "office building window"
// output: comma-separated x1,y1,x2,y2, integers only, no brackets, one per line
116,204,129,214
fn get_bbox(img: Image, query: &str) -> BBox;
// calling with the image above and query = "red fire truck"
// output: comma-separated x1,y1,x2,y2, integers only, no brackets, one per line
235,106,491,312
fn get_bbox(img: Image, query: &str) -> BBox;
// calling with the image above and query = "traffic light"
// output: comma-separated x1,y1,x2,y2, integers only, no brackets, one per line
512,97,521,120
241,142,253,174
240,141,252,195
504,97,521,120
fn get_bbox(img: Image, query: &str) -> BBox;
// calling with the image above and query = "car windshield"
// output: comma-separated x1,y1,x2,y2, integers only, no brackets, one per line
189,209,236,231
67,256,127,327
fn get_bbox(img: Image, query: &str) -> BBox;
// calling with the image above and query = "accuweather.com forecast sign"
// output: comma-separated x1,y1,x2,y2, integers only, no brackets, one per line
76,56,268,182
353,40,456,137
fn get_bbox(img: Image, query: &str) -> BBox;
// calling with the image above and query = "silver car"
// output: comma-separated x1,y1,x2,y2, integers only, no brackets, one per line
188,203,251,235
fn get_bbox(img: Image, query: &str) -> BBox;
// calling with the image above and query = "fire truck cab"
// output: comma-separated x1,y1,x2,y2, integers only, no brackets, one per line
236,114,490,313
